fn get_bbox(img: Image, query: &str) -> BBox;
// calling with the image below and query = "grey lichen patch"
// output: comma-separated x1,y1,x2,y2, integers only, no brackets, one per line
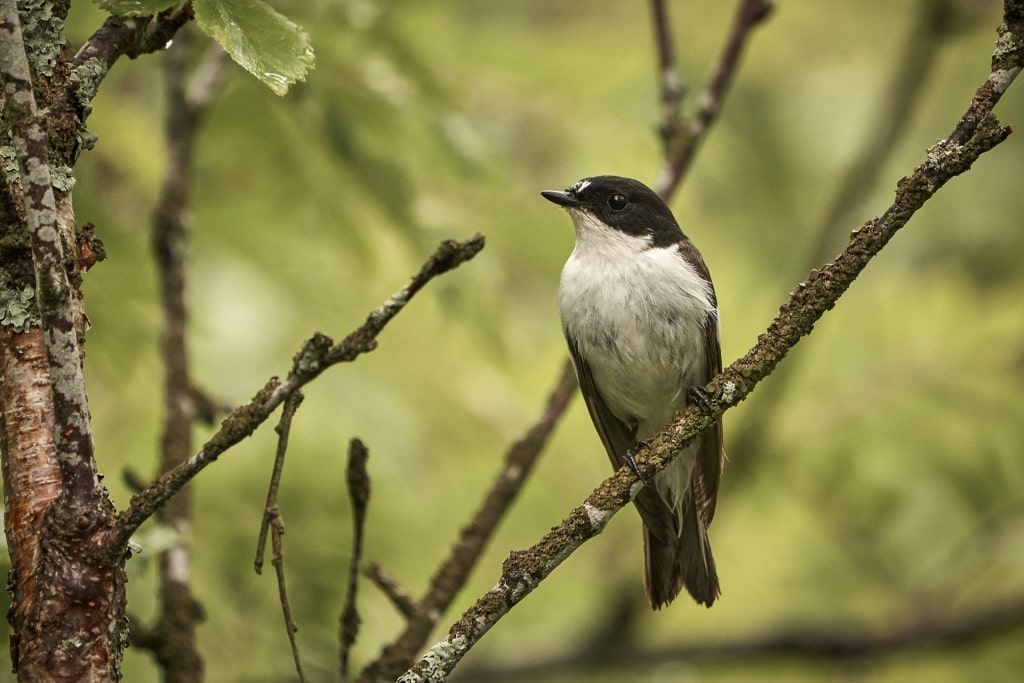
16,0,67,77
0,285,39,332
71,57,105,110
989,66,1022,95
77,128,98,152
50,164,75,193
994,21,1024,69
583,500,614,529
396,636,468,683
1,145,21,184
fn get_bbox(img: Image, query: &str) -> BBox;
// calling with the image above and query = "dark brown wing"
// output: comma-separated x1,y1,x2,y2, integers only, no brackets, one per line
694,308,725,526
678,237,726,527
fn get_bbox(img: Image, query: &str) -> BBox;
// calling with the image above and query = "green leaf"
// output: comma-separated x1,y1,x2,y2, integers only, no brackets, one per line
93,0,179,17
194,0,316,96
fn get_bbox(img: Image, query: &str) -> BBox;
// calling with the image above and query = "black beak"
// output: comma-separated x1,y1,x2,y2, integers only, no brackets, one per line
541,190,583,208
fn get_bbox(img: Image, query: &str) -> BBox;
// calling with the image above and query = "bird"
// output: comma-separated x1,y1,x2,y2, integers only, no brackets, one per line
542,175,725,609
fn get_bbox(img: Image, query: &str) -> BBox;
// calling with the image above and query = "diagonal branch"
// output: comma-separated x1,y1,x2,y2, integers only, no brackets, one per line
71,3,193,108
397,4,1023,678
103,234,485,550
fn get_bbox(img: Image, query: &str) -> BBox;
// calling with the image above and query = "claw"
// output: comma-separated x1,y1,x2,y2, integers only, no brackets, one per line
624,440,650,482
687,385,713,412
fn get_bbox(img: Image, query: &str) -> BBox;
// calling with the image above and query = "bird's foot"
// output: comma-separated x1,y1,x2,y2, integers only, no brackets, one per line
624,441,650,482
686,385,714,412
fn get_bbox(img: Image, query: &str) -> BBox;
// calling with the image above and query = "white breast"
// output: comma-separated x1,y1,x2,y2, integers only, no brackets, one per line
558,210,715,439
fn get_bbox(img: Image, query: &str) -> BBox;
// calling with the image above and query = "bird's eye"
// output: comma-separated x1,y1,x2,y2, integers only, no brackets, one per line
608,194,628,210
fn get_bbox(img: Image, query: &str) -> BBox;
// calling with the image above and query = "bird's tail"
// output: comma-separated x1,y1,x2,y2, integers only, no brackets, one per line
641,486,719,609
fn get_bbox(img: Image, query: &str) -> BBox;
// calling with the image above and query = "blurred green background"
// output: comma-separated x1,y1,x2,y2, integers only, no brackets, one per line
6,0,1024,680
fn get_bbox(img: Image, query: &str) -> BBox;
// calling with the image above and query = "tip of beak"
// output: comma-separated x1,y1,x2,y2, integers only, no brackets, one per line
541,190,580,208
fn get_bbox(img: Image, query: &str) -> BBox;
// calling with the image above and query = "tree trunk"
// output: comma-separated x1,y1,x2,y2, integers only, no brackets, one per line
1,1,129,679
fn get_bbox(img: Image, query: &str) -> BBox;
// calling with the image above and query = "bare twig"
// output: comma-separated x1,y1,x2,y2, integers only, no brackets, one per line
340,438,372,682
268,505,306,683
398,4,1023,677
650,0,686,150
357,360,578,682
654,0,773,199
107,234,486,548
362,563,419,621
255,391,305,574
252,390,307,681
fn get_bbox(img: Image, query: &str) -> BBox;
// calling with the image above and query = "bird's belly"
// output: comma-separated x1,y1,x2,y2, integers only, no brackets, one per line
569,300,708,437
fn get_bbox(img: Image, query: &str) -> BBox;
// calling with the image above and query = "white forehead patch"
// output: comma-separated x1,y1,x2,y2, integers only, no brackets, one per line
569,178,592,195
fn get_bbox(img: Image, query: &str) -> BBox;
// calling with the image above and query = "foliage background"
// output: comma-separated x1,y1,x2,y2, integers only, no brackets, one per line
4,0,1024,680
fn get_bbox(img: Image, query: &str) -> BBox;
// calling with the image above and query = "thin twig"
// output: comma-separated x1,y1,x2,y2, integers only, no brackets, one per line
340,438,371,682
398,4,1022,676
107,234,485,549
362,563,419,621
269,506,306,683
255,391,305,574
650,0,686,151
254,390,307,681
654,0,773,199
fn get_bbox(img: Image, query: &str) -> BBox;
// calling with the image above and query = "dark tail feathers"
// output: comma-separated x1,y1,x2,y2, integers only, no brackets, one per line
643,489,719,609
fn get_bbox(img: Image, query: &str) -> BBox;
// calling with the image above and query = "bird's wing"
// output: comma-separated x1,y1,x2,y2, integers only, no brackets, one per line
674,240,726,526
564,334,634,471
693,307,725,525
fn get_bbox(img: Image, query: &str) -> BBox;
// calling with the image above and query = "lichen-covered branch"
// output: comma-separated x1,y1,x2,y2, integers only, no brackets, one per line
72,4,193,109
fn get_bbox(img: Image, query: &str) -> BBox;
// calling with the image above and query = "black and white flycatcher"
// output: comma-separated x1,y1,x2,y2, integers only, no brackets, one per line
542,175,725,609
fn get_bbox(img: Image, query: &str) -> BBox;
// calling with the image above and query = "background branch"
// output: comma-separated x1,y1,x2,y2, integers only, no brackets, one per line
340,437,371,682
127,28,231,683
649,0,686,149
457,593,1024,680
654,0,773,198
